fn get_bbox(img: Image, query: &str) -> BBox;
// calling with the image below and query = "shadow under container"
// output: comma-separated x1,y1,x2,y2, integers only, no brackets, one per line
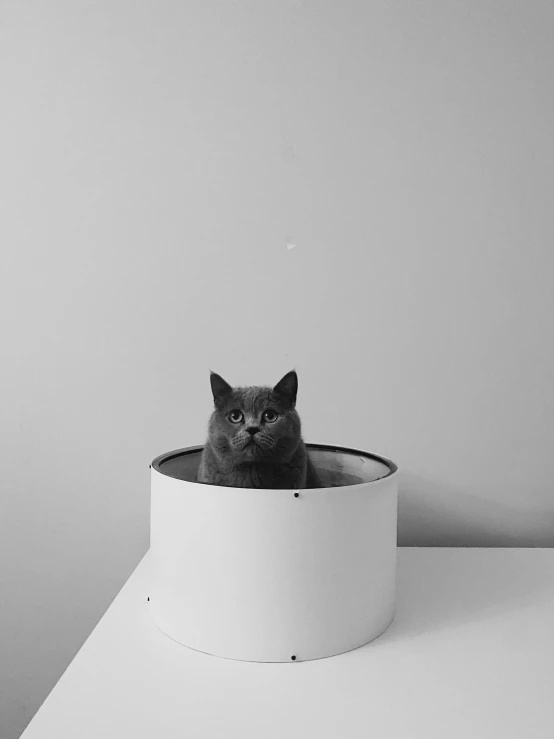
149,443,399,663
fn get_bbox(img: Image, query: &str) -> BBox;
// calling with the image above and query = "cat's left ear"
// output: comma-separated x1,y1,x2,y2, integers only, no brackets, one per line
273,370,298,408
210,371,233,406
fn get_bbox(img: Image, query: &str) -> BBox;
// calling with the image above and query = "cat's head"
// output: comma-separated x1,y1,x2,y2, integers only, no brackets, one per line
206,370,302,463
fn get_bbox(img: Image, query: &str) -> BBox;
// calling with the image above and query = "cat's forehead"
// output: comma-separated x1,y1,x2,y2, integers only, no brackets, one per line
232,386,276,413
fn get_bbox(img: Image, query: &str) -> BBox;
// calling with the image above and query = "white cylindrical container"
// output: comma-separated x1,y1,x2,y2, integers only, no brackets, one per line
149,444,399,663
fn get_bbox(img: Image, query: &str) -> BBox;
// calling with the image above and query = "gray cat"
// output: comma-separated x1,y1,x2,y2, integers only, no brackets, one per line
197,370,321,489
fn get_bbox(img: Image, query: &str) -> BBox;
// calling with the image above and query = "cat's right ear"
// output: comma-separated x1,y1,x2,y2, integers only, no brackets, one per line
209,371,233,406
273,369,298,408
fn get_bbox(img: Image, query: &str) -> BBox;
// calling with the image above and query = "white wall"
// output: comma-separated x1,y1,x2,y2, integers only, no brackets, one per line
1,0,553,736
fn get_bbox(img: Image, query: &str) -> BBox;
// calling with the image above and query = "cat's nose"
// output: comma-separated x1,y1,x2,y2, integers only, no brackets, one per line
246,426,260,436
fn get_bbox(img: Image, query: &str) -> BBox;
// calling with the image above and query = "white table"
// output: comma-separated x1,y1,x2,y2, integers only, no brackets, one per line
21,548,554,739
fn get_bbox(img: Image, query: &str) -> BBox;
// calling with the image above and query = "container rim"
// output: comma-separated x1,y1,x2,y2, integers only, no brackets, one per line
151,443,398,483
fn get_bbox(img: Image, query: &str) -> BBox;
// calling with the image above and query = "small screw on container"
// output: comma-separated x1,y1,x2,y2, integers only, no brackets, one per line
291,655,297,661
294,492,299,498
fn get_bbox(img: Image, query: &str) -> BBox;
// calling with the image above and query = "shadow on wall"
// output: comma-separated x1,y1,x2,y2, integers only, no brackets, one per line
398,472,554,548
0,688,35,739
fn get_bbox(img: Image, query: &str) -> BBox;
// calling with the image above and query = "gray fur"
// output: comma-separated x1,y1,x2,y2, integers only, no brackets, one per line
197,370,321,489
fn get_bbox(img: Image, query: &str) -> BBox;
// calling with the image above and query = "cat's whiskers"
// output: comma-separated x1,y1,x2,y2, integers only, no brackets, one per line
256,434,275,451
232,432,257,452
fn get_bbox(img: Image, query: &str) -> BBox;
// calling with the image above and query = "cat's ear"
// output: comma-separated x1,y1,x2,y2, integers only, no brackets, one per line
209,371,233,405
273,370,298,408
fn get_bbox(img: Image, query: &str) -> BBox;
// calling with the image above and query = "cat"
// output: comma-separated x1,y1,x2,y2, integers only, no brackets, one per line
197,370,321,489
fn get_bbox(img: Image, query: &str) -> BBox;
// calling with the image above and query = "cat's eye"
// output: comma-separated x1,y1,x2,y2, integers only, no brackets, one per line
262,409,279,423
228,410,244,424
